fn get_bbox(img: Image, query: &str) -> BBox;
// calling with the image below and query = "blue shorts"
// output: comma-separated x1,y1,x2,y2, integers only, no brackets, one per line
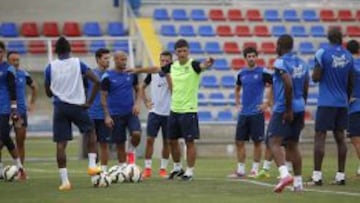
167,111,199,141
53,102,94,142
147,112,168,139
267,112,304,142
0,114,11,142
348,112,360,137
315,107,348,132
92,119,112,143
235,113,264,142
111,113,141,144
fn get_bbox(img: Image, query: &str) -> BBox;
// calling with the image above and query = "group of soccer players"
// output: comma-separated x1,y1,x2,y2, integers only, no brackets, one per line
228,28,360,193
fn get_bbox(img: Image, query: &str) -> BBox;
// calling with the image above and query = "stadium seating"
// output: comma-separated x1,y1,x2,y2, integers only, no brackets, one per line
246,9,263,21
235,25,251,36
256,58,266,67
21,22,39,37
204,42,222,54
198,111,213,122
228,9,244,21
179,25,196,36
310,25,326,37
291,25,308,37
217,111,233,122
89,40,106,53
299,42,315,54
198,25,215,37
213,58,230,71
153,8,170,20
112,40,129,53
1,22,18,37
320,9,337,21
161,25,177,36
63,22,81,37
346,26,360,37
198,93,207,106
209,9,226,21
217,25,233,37
254,25,270,37
7,41,26,54
83,22,102,37
271,25,287,37
319,42,330,49
260,42,276,54
228,93,236,105
43,22,60,37
302,9,319,21
357,10,360,21
201,75,218,88
189,41,203,54
172,9,188,21
191,9,207,21
223,41,241,54
338,9,355,21
107,22,126,36
221,75,236,88
231,58,246,70
28,41,46,54
209,92,227,105
70,40,87,53
243,41,257,49
283,9,300,22
264,9,281,22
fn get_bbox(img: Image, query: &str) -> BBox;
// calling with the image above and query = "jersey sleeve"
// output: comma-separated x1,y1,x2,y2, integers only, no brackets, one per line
132,74,139,87
44,64,51,85
236,71,242,86
191,60,202,74
80,61,90,74
25,71,34,86
262,69,273,84
314,48,325,69
6,66,16,101
273,58,288,75
144,74,152,85
161,63,172,74
101,73,110,91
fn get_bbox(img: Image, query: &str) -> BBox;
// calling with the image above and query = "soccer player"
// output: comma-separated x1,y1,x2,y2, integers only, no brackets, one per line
142,51,173,179
227,47,272,178
310,28,353,185
0,42,26,180
127,39,214,181
101,51,141,167
267,34,309,192
87,48,111,172
346,40,360,176
44,37,101,190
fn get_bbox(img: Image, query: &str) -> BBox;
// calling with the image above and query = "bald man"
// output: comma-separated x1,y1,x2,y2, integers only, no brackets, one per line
101,51,141,166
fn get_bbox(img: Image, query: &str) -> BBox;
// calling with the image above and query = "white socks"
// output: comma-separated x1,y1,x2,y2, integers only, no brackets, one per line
251,162,259,172
278,165,290,179
14,158,23,169
88,153,97,168
312,171,322,181
294,176,303,188
160,159,168,169
285,161,293,173
59,168,69,184
335,172,345,181
263,160,272,170
173,162,182,171
185,167,194,176
237,163,245,174
145,159,152,169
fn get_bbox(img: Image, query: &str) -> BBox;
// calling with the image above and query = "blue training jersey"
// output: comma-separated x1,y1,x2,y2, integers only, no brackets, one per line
349,58,360,114
0,62,14,114
236,67,272,115
14,68,33,114
273,53,309,113
101,70,138,116
88,68,106,119
315,45,353,107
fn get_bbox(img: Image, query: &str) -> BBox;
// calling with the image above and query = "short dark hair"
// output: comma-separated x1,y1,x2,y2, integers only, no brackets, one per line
327,28,342,45
160,51,172,59
346,40,359,54
7,50,19,59
243,47,258,58
174,39,189,50
277,34,293,52
95,48,110,60
55,36,71,55
0,41,5,51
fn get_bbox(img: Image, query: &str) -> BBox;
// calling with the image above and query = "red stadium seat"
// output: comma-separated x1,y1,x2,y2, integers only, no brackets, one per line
320,10,337,21
227,9,244,21
231,58,246,70
256,58,266,67
70,40,87,53
223,42,240,54
216,25,233,36
21,22,39,37
254,25,270,37
246,9,263,21
43,22,59,37
209,9,226,21
235,25,251,36
346,26,360,37
28,41,46,54
243,41,257,49
357,10,360,21
338,10,355,21
63,22,81,37
260,42,276,54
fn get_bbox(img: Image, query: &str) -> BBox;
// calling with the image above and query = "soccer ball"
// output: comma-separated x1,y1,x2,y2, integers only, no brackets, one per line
2,165,19,182
108,165,127,183
91,172,111,187
125,164,142,183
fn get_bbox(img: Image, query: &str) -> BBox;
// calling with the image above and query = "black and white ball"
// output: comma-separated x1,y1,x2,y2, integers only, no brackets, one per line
125,164,142,183
91,172,111,187
2,165,19,182
108,165,127,183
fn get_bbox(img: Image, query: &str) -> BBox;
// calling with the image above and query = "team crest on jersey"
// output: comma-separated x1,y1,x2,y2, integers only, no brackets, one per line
331,54,349,68
254,74,259,79
292,64,305,78
126,76,131,81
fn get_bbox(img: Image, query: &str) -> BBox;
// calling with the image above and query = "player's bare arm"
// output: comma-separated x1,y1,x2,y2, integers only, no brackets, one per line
84,69,100,107
312,64,322,82
280,71,293,122
28,79,38,113
100,90,114,129
132,83,141,116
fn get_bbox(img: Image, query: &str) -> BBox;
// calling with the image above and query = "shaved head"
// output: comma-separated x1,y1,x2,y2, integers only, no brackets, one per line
113,51,128,70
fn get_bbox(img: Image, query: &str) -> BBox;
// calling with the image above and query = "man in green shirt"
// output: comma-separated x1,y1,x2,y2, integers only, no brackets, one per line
128,39,213,181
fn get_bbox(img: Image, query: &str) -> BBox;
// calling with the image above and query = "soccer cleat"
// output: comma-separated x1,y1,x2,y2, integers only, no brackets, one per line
255,169,270,179
58,182,72,191
159,169,167,178
168,169,185,180
143,168,152,179
304,178,323,186
181,175,193,181
273,175,294,193
292,185,304,192
329,179,346,185
87,167,102,176
247,170,258,178
18,168,28,181
127,152,135,165
227,171,246,179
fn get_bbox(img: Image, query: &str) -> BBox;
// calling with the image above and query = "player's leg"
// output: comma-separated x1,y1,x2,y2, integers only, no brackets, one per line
127,114,141,165
143,113,160,178
111,115,127,167
249,113,265,177
168,112,184,179
14,114,28,180
256,145,272,179
159,114,170,177
285,148,293,173
94,119,111,172
349,112,360,176
351,137,360,175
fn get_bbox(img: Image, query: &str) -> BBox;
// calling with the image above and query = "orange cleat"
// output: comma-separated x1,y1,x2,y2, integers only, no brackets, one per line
273,175,294,193
159,169,167,178
143,168,152,179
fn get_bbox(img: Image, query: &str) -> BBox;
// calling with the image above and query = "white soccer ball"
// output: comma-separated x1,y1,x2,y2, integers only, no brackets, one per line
108,165,127,183
91,172,111,187
125,164,142,183
2,165,19,182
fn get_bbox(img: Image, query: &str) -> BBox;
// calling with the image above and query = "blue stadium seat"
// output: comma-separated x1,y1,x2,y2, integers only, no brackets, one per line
7,41,26,54
302,9,319,22
89,40,106,53
198,25,215,37
319,42,329,49
307,92,318,106
179,25,195,36
308,58,315,69
167,42,175,52
213,58,230,71
271,25,287,37
204,42,222,54
264,9,281,21
310,25,325,37
191,9,207,21
198,111,213,122
160,25,177,36
172,9,188,21
299,42,315,54
283,9,300,22
228,93,235,106
209,92,226,106
189,42,203,54
221,75,236,88
1,22,18,37
291,26,308,37
201,75,218,88
217,111,233,122
198,93,207,106
107,22,126,36
83,22,102,37
112,40,129,53
153,8,170,20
